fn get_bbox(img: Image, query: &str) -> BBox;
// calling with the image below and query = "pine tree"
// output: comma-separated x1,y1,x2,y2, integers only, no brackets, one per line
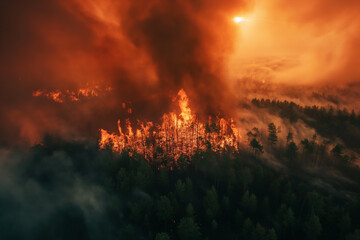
304,214,322,240
286,131,294,144
250,138,264,154
268,123,278,145
177,217,201,240
286,142,298,161
155,232,170,240
156,195,174,222
203,186,219,220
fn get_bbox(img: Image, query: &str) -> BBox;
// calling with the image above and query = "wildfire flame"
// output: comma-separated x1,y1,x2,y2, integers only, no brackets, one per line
32,86,112,103
99,89,242,163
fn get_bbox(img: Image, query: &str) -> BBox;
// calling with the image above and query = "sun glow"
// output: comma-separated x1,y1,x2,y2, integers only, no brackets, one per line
233,16,245,23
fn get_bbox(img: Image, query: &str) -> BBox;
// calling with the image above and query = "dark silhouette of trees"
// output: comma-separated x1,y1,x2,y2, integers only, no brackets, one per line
155,232,170,240
331,144,349,162
156,195,174,223
241,191,257,216
268,123,278,145
250,138,264,154
247,127,264,155
277,204,295,237
286,142,298,161
286,131,294,144
94,127,359,240
177,217,201,240
203,186,219,220
303,214,322,240
251,98,360,152
247,127,260,141
345,229,360,240
186,203,195,217
18,134,360,240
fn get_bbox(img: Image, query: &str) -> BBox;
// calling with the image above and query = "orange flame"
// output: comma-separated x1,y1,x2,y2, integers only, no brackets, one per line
32,86,111,103
33,90,63,103
99,89,242,163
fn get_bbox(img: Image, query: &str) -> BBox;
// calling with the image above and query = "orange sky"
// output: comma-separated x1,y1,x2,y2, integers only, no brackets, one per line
0,0,359,145
230,0,360,84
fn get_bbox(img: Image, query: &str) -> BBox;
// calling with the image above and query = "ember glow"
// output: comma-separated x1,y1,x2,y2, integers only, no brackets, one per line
99,89,241,162
32,86,112,103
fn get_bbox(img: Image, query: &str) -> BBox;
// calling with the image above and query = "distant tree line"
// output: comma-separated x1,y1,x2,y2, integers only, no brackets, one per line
247,122,354,167
251,98,360,152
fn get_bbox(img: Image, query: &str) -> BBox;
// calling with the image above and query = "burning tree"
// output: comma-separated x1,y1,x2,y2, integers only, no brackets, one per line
99,89,242,163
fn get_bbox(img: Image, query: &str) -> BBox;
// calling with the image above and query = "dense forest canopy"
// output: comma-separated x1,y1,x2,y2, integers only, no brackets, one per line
1,117,359,240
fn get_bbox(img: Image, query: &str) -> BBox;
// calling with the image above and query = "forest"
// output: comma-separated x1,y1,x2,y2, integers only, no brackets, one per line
2,0,360,239
250,98,360,152
1,101,360,240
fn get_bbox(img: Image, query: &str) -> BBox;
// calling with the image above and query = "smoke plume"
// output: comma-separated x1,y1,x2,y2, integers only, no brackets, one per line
0,0,251,146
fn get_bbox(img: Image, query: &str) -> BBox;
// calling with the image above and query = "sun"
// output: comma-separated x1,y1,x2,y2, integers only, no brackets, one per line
233,16,245,23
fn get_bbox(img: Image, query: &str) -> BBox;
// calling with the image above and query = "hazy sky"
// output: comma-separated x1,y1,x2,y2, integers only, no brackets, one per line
231,0,360,84
1,0,359,145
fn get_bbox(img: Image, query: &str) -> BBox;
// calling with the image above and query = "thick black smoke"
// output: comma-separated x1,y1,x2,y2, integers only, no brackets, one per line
0,0,250,146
